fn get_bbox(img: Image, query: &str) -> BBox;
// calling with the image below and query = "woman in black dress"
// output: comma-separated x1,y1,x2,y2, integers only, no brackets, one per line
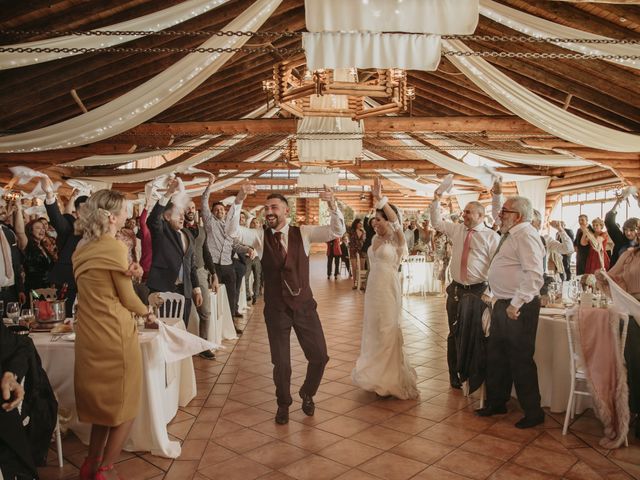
23,219,54,293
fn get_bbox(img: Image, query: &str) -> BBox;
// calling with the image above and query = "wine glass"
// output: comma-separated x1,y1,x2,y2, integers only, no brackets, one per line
19,308,35,327
6,302,20,325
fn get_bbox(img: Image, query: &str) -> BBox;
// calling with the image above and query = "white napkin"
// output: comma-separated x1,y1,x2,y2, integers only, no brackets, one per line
434,174,454,196
157,321,219,363
9,166,47,185
65,179,93,197
22,181,61,200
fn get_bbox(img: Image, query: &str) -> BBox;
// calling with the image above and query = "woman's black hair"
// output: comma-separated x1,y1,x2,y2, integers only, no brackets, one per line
375,203,399,221
350,218,362,231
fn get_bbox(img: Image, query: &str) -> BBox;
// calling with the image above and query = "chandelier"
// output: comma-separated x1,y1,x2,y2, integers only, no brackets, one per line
262,61,415,120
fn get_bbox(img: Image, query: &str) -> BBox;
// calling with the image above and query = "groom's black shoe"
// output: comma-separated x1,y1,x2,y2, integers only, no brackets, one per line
300,392,315,416
449,374,462,390
475,405,507,417
275,406,289,425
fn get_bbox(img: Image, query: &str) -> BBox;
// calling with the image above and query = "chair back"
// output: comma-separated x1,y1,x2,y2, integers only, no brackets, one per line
149,292,185,322
34,288,58,300
565,306,629,375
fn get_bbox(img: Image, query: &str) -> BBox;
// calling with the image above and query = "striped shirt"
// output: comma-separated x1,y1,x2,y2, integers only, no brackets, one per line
201,184,235,265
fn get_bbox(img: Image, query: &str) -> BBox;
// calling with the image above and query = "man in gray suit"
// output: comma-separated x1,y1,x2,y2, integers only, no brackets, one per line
185,201,219,360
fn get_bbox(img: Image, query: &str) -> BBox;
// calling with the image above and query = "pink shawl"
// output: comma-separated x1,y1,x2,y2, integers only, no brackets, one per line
576,307,629,448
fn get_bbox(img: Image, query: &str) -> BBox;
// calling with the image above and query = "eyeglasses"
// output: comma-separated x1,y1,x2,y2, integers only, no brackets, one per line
499,208,519,215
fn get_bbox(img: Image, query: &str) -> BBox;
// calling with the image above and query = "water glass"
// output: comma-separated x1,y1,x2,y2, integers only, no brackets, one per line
6,302,20,325
19,308,35,327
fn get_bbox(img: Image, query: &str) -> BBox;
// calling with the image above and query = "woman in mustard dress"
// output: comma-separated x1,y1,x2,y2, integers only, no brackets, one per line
72,190,157,480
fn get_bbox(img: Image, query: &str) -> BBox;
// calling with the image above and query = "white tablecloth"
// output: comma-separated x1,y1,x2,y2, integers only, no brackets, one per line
33,322,197,458
187,287,237,346
534,308,591,414
402,261,441,295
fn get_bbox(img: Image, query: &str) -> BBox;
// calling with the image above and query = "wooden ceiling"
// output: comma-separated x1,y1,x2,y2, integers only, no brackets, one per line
0,0,639,212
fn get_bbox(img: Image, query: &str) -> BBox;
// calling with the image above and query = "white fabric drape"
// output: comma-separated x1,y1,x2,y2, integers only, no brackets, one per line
0,0,231,70
297,166,340,187
455,192,481,208
443,39,640,153
479,0,640,71
296,69,363,162
305,0,479,34
516,177,550,216
303,32,441,70
396,135,543,186
480,150,595,167
376,169,473,197
0,0,282,153
78,136,247,183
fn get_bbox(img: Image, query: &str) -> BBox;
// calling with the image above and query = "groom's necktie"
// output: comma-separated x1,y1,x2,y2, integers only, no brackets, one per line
274,231,287,259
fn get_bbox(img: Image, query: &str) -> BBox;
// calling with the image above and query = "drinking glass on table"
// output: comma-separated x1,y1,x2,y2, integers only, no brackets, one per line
6,302,20,325
19,308,35,327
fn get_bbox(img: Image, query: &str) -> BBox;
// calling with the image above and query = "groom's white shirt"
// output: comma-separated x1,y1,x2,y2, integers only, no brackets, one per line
225,202,345,259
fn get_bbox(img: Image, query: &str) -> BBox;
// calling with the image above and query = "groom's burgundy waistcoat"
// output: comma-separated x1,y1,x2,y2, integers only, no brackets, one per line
262,227,313,309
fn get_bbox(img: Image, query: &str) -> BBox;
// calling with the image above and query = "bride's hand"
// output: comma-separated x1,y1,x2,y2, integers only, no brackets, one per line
372,178,382,201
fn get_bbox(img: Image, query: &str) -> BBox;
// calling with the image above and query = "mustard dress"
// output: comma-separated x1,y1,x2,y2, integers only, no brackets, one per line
72,234,148,426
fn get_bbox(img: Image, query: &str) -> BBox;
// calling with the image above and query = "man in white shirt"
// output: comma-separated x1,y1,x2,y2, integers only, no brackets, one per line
403,220,415,252
531,210,574,285
225,181,345,425
430,192,500,388
478,196,546,429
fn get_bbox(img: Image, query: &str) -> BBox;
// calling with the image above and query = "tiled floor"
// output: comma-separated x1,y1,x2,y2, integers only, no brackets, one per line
40,256,640,479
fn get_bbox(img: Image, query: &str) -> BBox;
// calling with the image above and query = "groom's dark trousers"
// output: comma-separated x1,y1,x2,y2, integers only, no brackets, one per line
261,226,329,407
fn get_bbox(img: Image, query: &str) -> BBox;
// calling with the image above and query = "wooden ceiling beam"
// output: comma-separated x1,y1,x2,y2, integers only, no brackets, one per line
122,116,545,138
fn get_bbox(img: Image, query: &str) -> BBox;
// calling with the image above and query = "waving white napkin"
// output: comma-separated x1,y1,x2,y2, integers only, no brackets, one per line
434,174,454,196
9,166,48,185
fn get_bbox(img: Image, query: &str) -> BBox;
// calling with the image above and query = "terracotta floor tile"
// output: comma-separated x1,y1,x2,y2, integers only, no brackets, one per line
214,427,274,453
359,451,427,480
316,397,366,414
419,422,478,447
283,429,345,452
315,415,372,437
289,407,340,426
411,466,475,480
186,421,216,440
345,405,399,424
350,425,412,450
379,413,435,435
390,436,454,464
435,449,504,479
333,470,381,480
278,453,350,480
564,461,607,480
112,457,164,479
460,433,522,461
317,438,384,467
244,441,311,469
164,460,199,480
223,406,274,427
488,462,560,480
484,420,543,444
179,439,210,461
403,402,457,422
199,455,272,480
198,442,238,469
512,445,577,476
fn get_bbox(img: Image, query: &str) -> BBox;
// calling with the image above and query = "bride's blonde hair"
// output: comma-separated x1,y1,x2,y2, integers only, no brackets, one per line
74,189,125,241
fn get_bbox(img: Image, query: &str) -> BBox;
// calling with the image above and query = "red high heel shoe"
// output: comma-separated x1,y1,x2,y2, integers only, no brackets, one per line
95,464,122,480
79,456,102,480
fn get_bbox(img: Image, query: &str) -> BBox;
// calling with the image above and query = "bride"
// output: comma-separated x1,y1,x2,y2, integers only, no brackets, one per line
352,179,419,399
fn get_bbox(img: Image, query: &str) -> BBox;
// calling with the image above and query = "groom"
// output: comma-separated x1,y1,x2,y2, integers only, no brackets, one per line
224,178,345,424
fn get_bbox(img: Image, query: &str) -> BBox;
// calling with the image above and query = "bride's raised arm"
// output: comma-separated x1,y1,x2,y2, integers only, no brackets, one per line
372,178,405,247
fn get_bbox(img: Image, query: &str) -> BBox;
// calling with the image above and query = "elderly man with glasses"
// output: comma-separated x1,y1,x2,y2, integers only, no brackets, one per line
476,196,546,429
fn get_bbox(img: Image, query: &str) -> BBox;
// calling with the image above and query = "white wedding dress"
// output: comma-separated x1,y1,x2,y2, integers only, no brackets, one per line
352,220,419,399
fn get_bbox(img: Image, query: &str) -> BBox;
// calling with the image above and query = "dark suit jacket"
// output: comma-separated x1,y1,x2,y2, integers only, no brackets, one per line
605,209,632,267
146,202,199,298
0,323,36,478
45,200,82,288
